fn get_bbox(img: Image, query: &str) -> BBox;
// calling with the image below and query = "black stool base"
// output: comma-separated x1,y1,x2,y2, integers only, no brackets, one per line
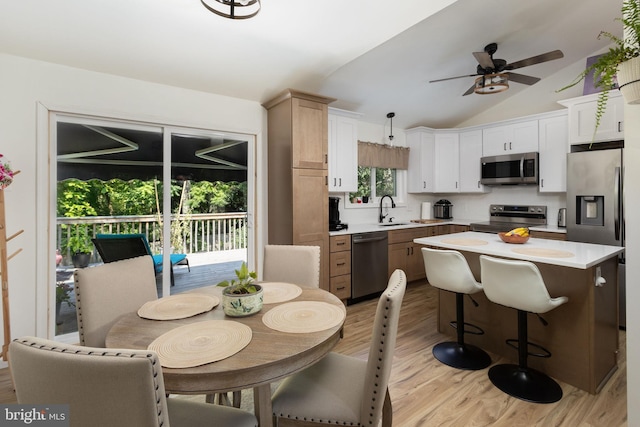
432,342,492,371
489,364,563,404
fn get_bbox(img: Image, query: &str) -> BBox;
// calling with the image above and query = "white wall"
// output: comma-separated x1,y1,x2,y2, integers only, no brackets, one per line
625,98,639,426
0,53,268,361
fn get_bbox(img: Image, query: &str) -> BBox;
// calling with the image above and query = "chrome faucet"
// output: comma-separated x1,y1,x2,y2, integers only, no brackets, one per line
379,195,396,223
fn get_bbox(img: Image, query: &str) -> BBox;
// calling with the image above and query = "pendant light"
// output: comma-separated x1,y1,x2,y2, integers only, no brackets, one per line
387,112,395,141
201,0,261,19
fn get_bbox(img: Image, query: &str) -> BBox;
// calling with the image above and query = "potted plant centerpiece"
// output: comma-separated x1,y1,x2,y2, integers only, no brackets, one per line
558,0,640,135
217,262,263,317
66,226,93,268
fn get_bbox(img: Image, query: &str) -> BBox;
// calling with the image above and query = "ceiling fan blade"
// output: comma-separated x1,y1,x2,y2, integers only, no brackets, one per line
473,51,495,69
429,74,477,83
505,50,564,70
506,72,541,85
462,83,476,96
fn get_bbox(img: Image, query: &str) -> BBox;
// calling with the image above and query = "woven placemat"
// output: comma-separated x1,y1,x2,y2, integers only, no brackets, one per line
261,282,303,304
262,301,346,334
440,238,489,246
511,247,575,258
148,320,252,368
138,294,219,320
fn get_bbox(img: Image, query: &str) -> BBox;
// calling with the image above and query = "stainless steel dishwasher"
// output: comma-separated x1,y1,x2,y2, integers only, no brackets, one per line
351,231,388,301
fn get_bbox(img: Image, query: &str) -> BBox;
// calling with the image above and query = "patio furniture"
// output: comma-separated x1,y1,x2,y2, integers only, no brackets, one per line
93,233,190,286
9,336,258,427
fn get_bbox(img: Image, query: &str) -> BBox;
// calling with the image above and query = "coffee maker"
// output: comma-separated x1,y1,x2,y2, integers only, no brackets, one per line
329,197,348,231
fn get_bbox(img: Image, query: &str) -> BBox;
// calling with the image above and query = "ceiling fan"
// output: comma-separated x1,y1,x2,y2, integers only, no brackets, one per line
429,43,564,96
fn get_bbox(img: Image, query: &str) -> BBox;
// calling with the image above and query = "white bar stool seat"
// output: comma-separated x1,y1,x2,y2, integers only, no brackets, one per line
480,255,568,404
422,248,491,370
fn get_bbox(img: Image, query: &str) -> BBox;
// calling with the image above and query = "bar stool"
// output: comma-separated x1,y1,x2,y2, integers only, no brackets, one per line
422,248,491,370
479,255,568,403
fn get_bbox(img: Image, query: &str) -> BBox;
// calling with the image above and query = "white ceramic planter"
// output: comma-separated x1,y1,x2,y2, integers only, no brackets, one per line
617,57,640,104
222,285,263,317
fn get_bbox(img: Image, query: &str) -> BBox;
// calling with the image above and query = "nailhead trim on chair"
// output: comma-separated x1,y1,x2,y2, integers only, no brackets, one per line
13,337,167,426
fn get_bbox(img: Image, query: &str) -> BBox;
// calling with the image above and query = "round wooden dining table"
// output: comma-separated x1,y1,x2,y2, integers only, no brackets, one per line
105,284,346,427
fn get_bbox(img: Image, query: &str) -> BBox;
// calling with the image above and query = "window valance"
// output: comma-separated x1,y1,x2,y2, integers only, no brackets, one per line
357,141,410,170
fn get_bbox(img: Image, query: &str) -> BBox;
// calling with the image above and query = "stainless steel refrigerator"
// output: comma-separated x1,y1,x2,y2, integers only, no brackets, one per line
566,146,626,328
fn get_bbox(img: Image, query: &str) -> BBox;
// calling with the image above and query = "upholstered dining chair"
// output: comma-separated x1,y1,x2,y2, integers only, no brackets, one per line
263,244,321,288
74,255,158,347
271,269,407,427
9,336,258,427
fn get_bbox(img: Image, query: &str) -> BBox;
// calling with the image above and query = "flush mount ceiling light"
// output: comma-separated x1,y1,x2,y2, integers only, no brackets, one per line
474,73,509,95
201,0,261,19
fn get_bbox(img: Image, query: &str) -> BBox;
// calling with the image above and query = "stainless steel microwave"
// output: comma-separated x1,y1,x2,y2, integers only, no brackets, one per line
480,152,539,185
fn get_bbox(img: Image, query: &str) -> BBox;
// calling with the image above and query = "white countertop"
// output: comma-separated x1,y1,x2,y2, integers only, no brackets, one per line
329,219,567,236
414,231,623,269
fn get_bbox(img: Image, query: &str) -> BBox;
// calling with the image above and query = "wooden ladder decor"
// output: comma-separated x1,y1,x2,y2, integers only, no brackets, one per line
0,170,23,361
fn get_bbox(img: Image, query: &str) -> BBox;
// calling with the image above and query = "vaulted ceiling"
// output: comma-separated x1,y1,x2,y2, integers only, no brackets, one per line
0,0,623,129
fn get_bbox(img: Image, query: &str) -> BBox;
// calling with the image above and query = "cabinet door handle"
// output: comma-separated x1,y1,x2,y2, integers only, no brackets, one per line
406,248,410,256
337,262,346,266
423,181,426,189
339,178,342,187
325,154,328,164
333,178,336,186
337,286,346,291
509,142,512,150
504,142,507,151
477,180,481,188
410,247,414,255
619,121,623,132
337,242,345,246
455,181,458,189
541,178,544,188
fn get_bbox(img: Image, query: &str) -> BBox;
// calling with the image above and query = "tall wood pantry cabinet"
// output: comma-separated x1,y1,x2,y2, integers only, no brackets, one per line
263,89,336,291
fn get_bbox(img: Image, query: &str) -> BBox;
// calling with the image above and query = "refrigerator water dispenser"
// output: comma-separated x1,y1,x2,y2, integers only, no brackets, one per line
576,196,604,226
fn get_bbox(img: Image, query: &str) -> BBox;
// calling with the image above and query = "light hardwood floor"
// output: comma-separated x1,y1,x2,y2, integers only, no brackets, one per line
0,280,627,426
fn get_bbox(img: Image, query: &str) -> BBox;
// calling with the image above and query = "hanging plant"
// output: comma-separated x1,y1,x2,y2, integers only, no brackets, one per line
557,0,640,138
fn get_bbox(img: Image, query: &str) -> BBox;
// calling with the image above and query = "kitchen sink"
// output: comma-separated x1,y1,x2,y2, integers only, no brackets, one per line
378,222,409,227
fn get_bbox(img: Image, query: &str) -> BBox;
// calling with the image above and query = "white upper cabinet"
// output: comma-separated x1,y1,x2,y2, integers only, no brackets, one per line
482,119,538,156
459,129,490,193
328,109,360,192
538,113,568,192
559,91,623,144
407,128,435,193
433,132,459,193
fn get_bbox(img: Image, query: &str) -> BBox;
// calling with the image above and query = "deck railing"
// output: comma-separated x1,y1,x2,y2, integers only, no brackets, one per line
56,212,248,264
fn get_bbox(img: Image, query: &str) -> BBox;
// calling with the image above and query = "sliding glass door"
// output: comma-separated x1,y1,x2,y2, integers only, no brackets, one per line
52,114,253,339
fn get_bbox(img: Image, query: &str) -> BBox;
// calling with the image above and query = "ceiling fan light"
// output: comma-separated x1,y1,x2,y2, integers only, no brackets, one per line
474,73,509,94
201,0,261,19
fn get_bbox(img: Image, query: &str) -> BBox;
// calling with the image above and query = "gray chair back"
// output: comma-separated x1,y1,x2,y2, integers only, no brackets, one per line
74,255,158,347
263,244,321,288
10,336,170,427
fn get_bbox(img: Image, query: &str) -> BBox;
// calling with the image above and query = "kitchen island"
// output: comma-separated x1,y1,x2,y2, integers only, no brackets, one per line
414,231,624,394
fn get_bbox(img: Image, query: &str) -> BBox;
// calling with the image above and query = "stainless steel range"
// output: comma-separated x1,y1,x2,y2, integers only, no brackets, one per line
470,204,547,233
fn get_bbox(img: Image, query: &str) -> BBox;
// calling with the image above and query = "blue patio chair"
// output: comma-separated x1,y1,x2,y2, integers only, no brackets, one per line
93,233,189,286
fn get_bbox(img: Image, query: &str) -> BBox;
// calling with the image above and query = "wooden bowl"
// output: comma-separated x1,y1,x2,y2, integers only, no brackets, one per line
498,232,530,244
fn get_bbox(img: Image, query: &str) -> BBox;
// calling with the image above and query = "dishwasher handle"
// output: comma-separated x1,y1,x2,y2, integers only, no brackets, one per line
353,235,388,244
